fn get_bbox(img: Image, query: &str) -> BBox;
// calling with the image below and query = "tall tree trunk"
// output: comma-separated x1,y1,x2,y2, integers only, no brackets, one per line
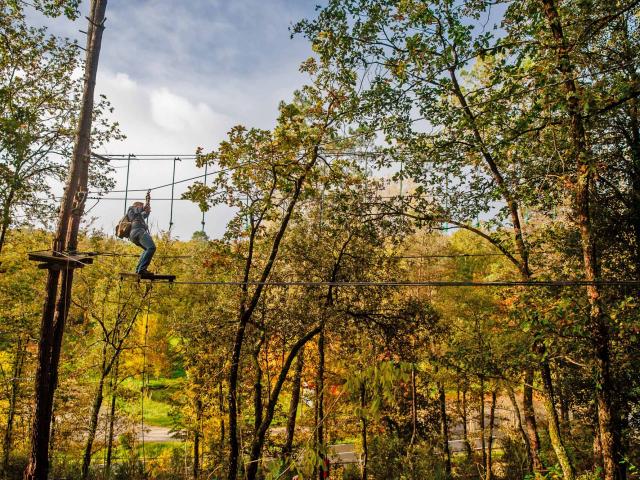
252,333,265,434
2,335,27,473
523,368,543,472
105,359,119,479
462,388,472,461
407,364,419,480
554,360,570,427
316,327,325,480
594,411,604,474
506,383,533,474
0,187,16,255
193,398,202,480
48,409,56,463
81,373,106,479
219,380,225,450
245,327,321,480
485,390,497,480
540,356,575,480
227,155,318,480
283,348,304,462
438,382,451,476
360,381,368,480
410,364,417,447
25,2,108,478
24,269,59,480
539,2,619,478
480,376,486,470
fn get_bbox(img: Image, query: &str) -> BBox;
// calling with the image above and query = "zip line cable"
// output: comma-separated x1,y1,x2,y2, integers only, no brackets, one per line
119,279,640,288
35,248,569,262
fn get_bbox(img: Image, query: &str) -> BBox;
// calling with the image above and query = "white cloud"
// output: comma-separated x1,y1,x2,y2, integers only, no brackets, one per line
31,0,319,240
88,70,235,240
149,87,226,135
97,71,229,154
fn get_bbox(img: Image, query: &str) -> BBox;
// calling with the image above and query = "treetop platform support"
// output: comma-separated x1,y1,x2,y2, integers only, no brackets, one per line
28,251,94,270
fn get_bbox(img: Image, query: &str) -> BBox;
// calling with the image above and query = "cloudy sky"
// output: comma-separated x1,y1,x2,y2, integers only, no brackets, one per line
37,0,319,239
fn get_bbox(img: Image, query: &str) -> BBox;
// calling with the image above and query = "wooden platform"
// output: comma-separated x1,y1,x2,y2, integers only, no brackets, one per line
119,272,176,283
28,251,94,270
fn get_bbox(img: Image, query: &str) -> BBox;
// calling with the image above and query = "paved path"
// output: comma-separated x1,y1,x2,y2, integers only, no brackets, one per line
137,425,182,442
329,444,358,464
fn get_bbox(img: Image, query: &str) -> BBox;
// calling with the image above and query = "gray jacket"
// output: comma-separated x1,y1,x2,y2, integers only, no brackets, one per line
127,205,149,239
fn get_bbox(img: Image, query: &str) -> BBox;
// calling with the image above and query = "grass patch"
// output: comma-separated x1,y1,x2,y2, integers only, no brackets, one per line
117,376,186,428
118,390,175,428
141,396,174,428
138,441,182,457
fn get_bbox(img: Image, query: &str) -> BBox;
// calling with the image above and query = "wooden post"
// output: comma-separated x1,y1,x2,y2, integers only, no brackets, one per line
24,2,108,478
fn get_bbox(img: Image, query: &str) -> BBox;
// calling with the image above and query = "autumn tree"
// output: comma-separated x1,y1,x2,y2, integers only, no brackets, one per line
0,0,122,255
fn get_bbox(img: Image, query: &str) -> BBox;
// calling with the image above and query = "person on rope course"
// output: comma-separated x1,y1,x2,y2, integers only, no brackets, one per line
127,190,156,278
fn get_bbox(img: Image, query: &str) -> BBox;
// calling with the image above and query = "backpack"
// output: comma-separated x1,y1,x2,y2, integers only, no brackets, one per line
115,214,132,239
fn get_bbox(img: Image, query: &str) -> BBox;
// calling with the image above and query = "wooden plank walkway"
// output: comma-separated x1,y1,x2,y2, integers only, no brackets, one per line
119,272,176,283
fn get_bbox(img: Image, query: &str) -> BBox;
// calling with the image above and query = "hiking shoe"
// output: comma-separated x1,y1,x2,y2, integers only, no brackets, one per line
138,270,155,279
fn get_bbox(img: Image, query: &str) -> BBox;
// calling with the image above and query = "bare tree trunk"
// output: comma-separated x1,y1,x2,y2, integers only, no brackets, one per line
407,364,419,480
485,390,497,480
540,2,619,478
410,364,417,447
316,327,325,480
594,411,604,474
555,363,570,427
25,2,108,478
48,409,55,463
462,388,472,461
506,383,533,474
480,376,486,470
2,335,27,473
105,360,119,479
540,356,575,480
283,348,304,462
193,398,202,479
81,373,106,479
227,156,317,480
219,381,225,450
245,327,321,480
252,332,265,435
24,270,59,480
0,188,16,255
438,382,451,476
360,381,368,480
523,368,543,473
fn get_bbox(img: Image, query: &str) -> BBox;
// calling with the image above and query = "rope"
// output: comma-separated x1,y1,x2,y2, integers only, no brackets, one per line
141,295,151,473
104,159,257,194
84,198,101,215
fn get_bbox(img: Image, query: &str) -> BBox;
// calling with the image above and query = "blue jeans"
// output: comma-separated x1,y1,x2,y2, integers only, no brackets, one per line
132,232,156,273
